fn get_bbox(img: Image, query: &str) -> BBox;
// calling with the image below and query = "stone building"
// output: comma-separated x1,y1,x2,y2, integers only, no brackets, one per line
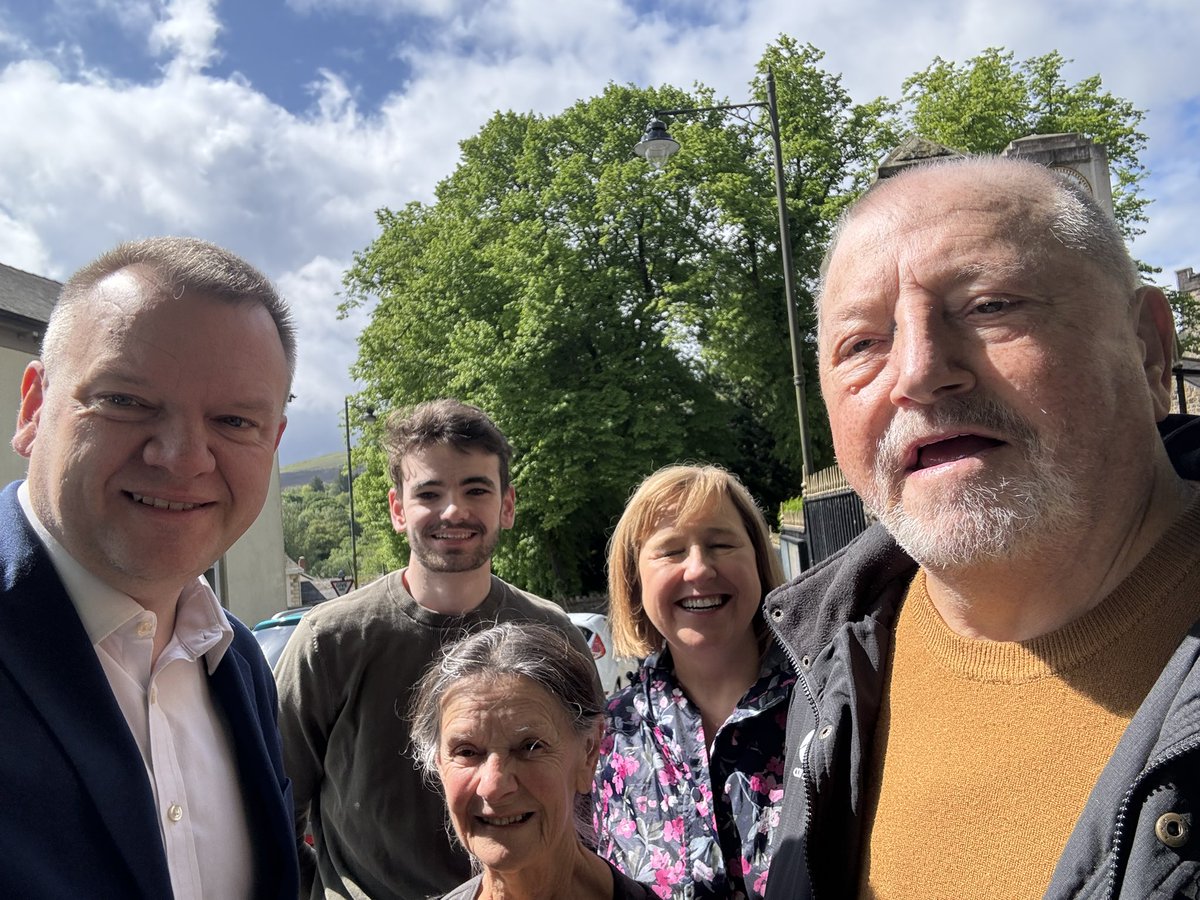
1173,267,1200,416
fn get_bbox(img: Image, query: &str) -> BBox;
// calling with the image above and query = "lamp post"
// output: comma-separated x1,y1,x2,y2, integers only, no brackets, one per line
343,398,377,588
634,67,814,483
343,397,360,588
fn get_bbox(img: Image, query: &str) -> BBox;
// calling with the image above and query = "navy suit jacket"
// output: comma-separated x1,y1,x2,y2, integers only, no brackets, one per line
0,481,299,898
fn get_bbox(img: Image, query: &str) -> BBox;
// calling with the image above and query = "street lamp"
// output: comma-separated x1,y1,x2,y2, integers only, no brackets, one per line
634,67,814,483
343,397,376,588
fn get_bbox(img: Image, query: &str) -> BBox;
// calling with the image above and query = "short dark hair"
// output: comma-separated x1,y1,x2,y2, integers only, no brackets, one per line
44,236,296,391
383,399,513,490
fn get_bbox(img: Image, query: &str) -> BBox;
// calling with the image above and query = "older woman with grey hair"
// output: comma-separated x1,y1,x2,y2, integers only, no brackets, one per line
410,622,654,900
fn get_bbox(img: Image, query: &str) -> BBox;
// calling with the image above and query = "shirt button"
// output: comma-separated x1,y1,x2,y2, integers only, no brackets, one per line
149,687,158,704
137,620,154,638
167,803,183,823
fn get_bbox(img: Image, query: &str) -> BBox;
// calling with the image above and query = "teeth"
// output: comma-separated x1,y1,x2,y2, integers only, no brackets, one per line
680,596,726,611
434,530,475,539
131,493,199,512
479,813,530,826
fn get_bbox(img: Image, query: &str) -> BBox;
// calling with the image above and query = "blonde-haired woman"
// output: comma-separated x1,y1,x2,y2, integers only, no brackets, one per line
594,465,795,900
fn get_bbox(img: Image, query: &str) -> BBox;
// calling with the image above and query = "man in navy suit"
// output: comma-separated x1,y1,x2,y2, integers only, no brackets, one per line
1,237,300,898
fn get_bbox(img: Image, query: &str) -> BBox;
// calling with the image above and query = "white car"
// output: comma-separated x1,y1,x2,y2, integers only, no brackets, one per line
568,611,630,696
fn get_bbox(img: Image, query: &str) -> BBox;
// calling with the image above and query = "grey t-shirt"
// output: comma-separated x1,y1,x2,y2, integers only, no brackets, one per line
276,571,594,900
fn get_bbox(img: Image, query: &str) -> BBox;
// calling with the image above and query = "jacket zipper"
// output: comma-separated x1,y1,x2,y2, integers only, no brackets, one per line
1103,734,1200,898
769,611,821,900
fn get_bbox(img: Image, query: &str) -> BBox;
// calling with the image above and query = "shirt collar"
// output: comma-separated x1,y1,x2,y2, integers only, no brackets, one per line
17,481,234,673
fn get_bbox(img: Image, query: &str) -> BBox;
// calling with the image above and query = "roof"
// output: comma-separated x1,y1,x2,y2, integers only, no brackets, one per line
876,134,966,179
0,262,60,326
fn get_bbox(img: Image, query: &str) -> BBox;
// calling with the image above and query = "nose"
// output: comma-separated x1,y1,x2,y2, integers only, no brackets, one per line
142,417,216,477
682,545,716,581
441,498,466,522
888,301,975,407
477,753,517,803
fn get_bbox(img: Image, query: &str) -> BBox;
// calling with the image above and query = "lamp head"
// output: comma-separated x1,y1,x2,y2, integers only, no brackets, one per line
633,118,680,170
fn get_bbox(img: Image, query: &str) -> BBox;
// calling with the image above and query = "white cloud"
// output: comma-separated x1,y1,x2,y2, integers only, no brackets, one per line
0,208,53,277
276,255,368,411
2,0,1199,463
147,0,223,75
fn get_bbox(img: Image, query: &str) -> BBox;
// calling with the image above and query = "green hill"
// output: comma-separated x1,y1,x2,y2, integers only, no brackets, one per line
280,451,346,490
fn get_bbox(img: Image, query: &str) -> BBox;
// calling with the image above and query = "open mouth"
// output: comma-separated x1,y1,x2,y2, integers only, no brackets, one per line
432,529,478,541
677,595,729,612
911,434,1005,471
127,492,207,512
476,812,533,827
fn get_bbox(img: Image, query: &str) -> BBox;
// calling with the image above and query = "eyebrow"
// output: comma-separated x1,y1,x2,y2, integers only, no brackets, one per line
410,475,498,491
83,368,282,414
647,525,743,544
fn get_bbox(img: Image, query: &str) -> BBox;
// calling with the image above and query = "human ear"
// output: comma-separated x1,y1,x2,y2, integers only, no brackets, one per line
11,362,46,458
499,485,515,530
388,487,407,534
1132,286,1177,420
575,721,605,793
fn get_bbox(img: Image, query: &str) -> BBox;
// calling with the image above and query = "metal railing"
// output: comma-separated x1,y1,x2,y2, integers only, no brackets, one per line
779,464,871,572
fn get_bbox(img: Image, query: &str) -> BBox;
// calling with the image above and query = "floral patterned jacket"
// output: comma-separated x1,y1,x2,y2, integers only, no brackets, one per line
593,643,796,900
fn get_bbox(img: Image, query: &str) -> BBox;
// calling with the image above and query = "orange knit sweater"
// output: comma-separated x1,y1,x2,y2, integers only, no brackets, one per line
856,498,1200,900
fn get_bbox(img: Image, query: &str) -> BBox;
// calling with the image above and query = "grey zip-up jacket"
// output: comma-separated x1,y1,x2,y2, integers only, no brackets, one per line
763,415,1200,899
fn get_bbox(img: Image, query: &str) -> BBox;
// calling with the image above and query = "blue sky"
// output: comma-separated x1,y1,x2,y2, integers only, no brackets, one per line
2,0,1198,465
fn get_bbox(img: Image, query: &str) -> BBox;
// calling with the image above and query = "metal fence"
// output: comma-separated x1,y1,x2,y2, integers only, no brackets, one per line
779,464,871,575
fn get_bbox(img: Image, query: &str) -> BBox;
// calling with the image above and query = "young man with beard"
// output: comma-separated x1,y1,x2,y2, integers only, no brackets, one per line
275,399,596,900
763,158,1200,899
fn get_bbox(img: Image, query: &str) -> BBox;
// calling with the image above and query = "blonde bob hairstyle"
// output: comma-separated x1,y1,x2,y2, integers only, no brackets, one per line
607,464,783,659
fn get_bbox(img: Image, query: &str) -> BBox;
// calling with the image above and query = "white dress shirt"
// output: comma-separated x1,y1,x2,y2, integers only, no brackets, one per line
18,483,254,900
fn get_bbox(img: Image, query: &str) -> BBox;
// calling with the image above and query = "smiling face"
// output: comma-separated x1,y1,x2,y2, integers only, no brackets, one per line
435,675,598,877
389,444,515,575
818,164,1171,569
636,493,763,663
13,267,289,605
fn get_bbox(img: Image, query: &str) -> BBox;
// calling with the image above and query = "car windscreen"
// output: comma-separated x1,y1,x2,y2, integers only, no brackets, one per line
253,624,298,670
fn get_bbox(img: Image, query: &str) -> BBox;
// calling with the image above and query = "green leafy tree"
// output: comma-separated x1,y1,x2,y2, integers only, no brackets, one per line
901,48,1149,238
281,476,393,582
281,485,349,573
1168,288,1200,356
342,38,896,596
343,40,1163,591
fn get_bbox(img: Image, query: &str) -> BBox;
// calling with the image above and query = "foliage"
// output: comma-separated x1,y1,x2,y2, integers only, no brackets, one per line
280,474,393,582
901,48,1149,238
1168,288,1200,356
342,39,896,596
779,496,804,517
